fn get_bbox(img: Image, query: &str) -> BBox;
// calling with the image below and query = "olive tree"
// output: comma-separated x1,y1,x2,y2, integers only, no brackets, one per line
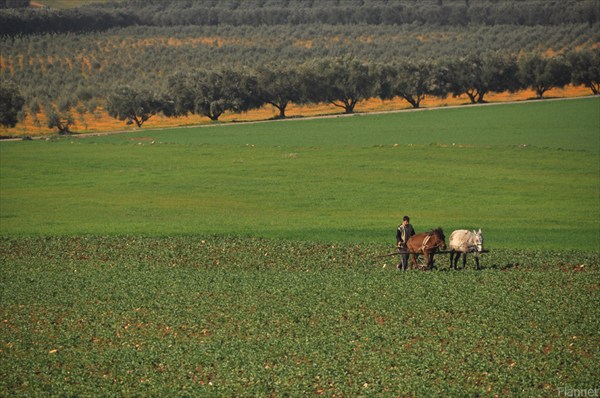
378,60,449,108
256,64,307,119
46,108,75,135
519,54,572,99
568,49,600,95
304,58,377,114
107,86,168,128
0,80,25,128
448,52,521,103
168,68,262,121
45,97,75,135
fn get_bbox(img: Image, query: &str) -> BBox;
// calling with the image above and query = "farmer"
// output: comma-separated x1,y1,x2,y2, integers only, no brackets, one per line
396,215,415,271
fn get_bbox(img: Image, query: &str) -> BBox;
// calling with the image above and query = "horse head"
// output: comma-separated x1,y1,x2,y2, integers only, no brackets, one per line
435,227,447,250
472,229,484,252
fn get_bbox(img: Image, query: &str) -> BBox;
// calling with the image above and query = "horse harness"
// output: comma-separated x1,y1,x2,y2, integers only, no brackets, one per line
419,232,444,252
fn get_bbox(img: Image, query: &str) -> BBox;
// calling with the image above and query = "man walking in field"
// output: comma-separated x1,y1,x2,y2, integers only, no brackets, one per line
396,216,415,271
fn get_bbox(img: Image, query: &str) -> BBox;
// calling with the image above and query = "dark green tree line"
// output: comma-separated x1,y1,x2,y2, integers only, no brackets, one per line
1,0,597,36
0,0,29,9
3,47,594,130
2,22,596,113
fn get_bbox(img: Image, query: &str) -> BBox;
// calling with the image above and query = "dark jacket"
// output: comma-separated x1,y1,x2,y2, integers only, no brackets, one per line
396,223,415,245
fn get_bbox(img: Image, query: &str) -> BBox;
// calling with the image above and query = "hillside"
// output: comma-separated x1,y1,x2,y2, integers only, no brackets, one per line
0,0,598,136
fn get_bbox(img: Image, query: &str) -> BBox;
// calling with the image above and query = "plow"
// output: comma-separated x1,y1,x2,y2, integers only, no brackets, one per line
376,248,490,270
376,249,490,258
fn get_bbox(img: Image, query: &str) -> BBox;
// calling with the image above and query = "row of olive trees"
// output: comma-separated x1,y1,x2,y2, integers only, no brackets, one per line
104,50,599,128
2,50,598,131
2,22,596,114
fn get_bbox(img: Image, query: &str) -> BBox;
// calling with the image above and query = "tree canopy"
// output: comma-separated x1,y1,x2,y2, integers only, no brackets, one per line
107,86,169,128
568,49,600,96
379,60,449,108
519,54,572,99
448,53,521,103
256,65,307,119
0,80,24,128
305,58,377,114
168,69,262,121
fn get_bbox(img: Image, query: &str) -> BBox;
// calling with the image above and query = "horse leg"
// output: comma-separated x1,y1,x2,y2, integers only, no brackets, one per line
462,252,467,269
423,251,435,270
451,251,459,270
475,253,480,270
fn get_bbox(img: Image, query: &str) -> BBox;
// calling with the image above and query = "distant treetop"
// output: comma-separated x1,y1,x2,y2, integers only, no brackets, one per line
1,0,598,35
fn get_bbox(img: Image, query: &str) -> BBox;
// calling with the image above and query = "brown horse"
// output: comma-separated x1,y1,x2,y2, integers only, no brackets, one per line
406,228,447,270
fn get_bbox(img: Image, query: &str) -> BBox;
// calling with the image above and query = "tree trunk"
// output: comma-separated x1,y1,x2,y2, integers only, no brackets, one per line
328,99,355,114
269,101,287,119
57,122,71,135
344,99,356,114
535,85,548,99
399,93,422,108
132,115,143,128
207,110,222,121
465,90,477,104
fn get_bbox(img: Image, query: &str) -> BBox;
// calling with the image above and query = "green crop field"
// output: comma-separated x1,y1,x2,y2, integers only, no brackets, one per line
1,98,599,248
1,98,599,396
1,237,598,396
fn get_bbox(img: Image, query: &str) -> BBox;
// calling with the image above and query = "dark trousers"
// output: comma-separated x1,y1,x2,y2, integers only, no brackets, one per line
397,246,409,270
400,253,409,270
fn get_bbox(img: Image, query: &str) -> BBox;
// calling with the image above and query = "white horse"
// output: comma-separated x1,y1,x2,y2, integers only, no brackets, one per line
448,229,484,269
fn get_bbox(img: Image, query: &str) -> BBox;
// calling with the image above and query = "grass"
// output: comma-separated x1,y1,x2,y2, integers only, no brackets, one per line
1,97,599,249
1,98,599,396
